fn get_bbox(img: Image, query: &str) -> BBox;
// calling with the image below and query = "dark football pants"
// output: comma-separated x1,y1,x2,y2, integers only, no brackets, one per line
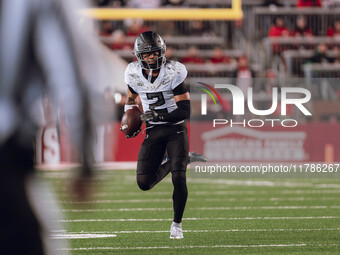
137,123,189,223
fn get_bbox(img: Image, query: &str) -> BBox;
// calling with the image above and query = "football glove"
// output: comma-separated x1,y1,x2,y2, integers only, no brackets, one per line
140,109,160,122
120,127,141,138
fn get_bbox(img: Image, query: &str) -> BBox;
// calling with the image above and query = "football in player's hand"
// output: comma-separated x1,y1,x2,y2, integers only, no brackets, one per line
120,107,142,138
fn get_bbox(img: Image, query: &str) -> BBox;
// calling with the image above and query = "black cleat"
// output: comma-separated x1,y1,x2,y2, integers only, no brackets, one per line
187,151,208,164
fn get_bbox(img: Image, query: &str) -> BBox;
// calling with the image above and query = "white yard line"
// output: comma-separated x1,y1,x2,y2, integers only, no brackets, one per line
192,190,340,195
50,233,116,239
60,205,340,212
58,244,311,251
189,179,314,188
57,216,340,222
51,228,340,235
53,189,340,198
54,196,339,204
58,199,173,204
206,197,340,202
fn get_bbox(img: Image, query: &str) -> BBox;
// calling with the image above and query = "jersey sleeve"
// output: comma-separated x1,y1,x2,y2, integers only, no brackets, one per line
173,82,188,96
124,63,133,85
171,62,188,90
128,85,138,94
124,63,137,92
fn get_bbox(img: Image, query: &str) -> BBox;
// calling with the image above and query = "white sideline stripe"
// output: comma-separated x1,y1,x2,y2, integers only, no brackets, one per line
60,205,340,212
57,216,340,222
50,234,117,239
56,228,340,234
58,244,309,251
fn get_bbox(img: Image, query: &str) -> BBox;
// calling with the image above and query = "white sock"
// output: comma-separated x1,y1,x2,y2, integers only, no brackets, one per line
172,221,182,228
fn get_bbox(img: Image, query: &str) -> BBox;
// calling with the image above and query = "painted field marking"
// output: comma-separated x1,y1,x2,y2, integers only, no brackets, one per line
51,228,340,235
54,196,340,204
59,243,340,251
57,216,340,222
53,189,340,199
50,233,116,239
60,205,340,212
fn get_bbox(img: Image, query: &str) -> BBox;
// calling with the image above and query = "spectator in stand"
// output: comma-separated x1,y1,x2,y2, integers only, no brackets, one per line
188,20,214,37
127,0,161,8
310,43,335,63
326,20,340,50
125,19,150,37
291,16,314,49
259,69,280,95
292,16,313,37
309,43,338,100
209,47,232,64
232,56,255,96
162,0,186,7
110,30,133,50
181,47,205,64
93,0,126,7
296,0,322,7
262,0,284,7
268,17,290,54
327,20,340,38
322,0,340,8
269,17,290,37
161,21,178,37
165,46,179,61
99,21,114,37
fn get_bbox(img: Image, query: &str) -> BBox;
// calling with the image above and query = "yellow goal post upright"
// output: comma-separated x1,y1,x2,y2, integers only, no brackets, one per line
80,0,243,21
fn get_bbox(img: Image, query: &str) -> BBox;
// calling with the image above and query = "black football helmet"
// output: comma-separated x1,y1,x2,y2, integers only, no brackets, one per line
134,31,166,70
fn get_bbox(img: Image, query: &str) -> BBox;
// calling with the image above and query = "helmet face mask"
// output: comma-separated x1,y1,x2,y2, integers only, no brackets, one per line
134,31,166,70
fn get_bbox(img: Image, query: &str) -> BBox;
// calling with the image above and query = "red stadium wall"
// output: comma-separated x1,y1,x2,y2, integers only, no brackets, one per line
35,122,340,165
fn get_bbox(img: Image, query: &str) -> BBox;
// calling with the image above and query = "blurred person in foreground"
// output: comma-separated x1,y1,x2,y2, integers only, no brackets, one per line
0,0,105,254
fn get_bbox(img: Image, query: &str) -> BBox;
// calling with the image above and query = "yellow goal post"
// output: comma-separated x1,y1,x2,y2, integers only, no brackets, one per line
80,0,243,21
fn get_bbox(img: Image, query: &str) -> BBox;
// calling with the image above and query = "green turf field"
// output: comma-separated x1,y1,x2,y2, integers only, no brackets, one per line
41,170,340,254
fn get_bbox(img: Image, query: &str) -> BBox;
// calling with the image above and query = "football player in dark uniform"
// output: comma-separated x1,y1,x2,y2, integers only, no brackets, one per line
123,31,206,239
